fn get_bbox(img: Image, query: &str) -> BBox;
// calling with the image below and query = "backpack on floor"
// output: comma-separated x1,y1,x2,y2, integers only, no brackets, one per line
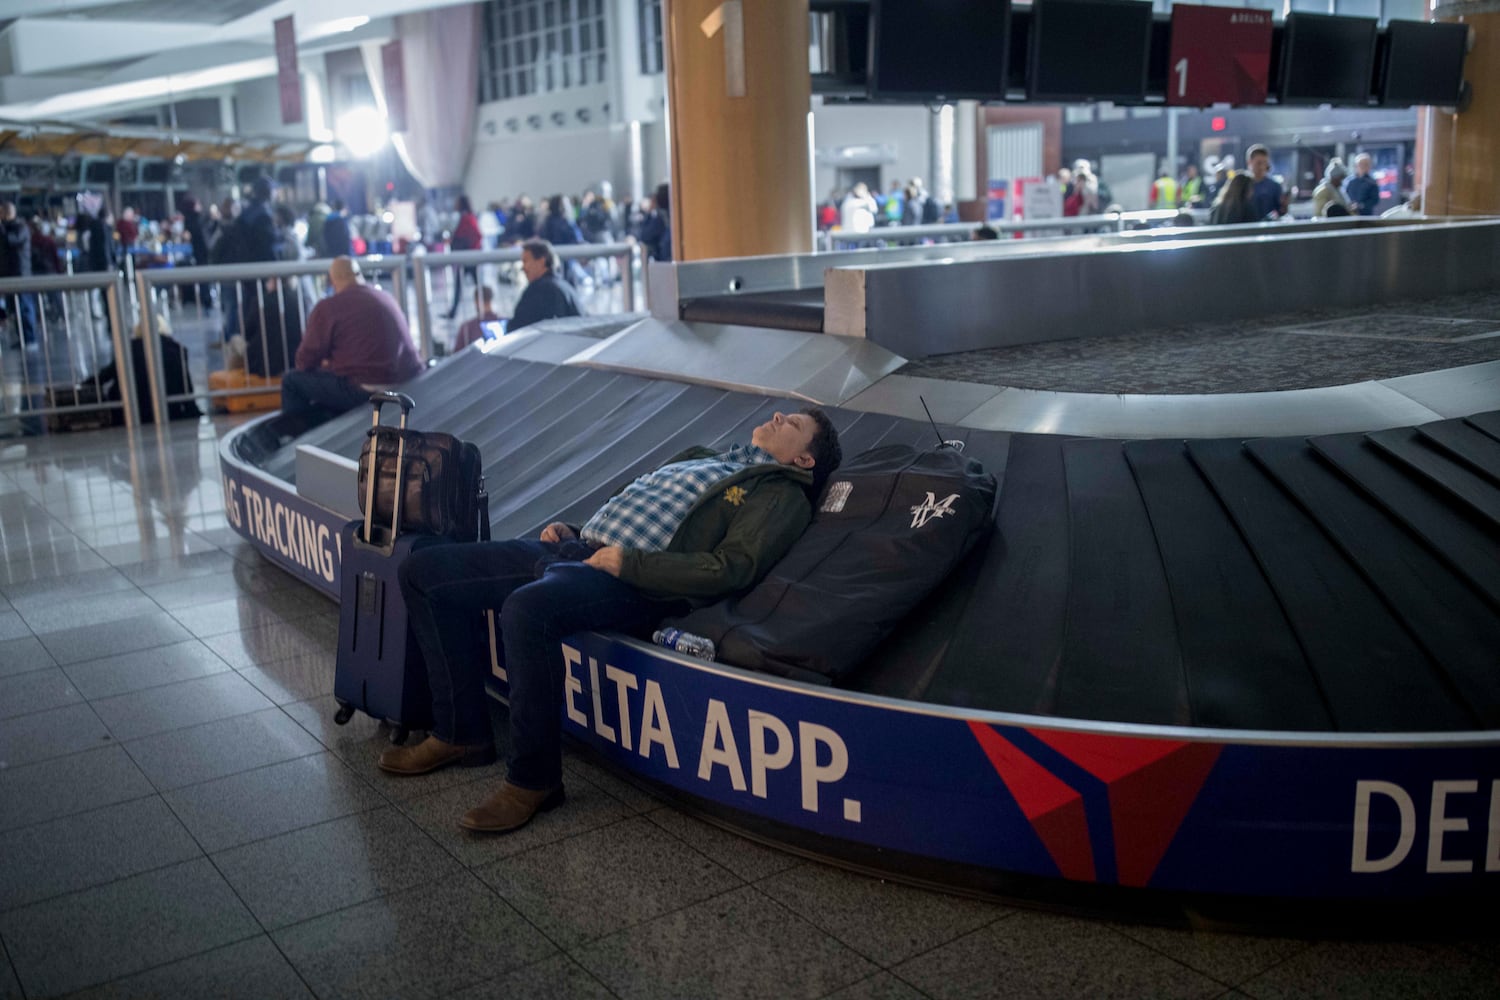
671,444,998,684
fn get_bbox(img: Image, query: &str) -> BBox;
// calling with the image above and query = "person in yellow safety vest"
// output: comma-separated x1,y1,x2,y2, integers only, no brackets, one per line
1179,163,1207,208
1150,167,1180,208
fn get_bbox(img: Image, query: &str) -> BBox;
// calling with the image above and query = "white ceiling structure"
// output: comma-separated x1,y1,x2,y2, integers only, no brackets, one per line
0,0,468,123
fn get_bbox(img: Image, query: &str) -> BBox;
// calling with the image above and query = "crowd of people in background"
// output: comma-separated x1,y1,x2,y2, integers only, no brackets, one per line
2,176,676,289
815,143,1407,247
0,174,677,342
0,142,1419,360
821,177,953,235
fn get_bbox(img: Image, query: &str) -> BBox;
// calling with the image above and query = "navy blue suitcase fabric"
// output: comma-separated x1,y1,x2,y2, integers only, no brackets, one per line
332,391,488,738
334,525,449,733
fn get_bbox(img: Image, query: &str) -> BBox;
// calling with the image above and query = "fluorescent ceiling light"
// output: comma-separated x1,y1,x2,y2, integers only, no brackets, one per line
335,105,388,158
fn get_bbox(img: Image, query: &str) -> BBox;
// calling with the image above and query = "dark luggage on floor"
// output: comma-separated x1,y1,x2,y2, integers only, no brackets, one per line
334,392,489,743
94,336,203,425
45,384,114,432
671,444,998,684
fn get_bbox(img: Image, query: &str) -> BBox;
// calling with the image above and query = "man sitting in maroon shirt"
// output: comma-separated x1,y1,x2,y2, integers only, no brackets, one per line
277,256,423,435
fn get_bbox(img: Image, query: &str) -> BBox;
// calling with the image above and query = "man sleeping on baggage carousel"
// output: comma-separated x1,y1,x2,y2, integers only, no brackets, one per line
377,409,842,833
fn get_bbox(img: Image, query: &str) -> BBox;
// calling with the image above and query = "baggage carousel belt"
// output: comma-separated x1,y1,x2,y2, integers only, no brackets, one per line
257,352,1500,732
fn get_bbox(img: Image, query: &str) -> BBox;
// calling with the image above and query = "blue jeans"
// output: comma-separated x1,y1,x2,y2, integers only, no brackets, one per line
397,538,685,790
279,369,369,434
9,292,37,345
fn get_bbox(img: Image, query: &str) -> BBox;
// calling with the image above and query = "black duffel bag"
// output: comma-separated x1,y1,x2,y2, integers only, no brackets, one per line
356,393,484,542
671,444,998,684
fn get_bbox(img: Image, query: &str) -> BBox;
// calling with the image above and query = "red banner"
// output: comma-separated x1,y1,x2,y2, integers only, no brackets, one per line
274,15,302,125
381,40,407,133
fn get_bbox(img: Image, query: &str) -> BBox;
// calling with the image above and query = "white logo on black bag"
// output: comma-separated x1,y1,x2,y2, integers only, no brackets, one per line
821,481,853,513
910,492,959,529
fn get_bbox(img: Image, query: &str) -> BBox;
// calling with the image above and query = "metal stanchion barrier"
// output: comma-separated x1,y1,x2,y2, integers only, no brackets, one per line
0,272,135,432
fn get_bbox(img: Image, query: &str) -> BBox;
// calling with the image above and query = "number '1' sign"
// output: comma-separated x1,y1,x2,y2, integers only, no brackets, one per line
1167,5,1273,107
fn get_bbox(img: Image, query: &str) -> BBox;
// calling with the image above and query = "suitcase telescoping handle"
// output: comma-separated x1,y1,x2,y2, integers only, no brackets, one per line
363,391,417,548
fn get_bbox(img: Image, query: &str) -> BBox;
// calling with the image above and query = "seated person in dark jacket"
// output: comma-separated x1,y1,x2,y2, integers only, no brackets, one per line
378,409,842,834
93,312,202,425
508,238,583,332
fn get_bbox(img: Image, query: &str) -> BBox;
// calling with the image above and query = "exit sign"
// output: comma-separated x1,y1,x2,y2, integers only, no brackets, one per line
1167,5,1273,107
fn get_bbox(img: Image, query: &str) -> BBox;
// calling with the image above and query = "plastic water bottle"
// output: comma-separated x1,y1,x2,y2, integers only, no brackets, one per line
652,627,716,661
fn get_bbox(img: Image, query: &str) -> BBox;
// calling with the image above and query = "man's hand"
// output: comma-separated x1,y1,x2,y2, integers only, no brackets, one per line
540,522,576,543
585,545,624,577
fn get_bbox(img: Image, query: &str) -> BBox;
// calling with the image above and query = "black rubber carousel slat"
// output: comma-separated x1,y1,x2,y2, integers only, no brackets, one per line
378,353,534,438
293,355,543,467
957,430,1013,495
706,398,786,452
424,358,556,441
471,367,613,498
923,434,1069,715
1246,437,1491,728
810,410,905,460
1419,417,1500,486
505,389,762,537
1467,410,1500,444
497,378,706,500
490,379,712,528
1123,439,1329,731
1310,433,1500,608
1188,438,1465,732
1367,426,1500,528
1056,439,1189,726
480,371,654,474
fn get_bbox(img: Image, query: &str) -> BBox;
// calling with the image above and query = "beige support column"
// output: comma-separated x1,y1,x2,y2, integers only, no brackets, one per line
664,0,813,260
1423,2,1499,215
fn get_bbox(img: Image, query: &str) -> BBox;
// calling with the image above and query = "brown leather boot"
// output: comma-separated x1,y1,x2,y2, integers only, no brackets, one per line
458,780,566,833
378,735,496,776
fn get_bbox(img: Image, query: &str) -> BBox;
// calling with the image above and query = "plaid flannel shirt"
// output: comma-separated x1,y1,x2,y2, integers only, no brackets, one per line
580,444,780,552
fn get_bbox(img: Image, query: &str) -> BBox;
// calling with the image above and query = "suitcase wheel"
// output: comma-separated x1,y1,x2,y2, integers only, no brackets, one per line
333,702,355,726
389,726,410,746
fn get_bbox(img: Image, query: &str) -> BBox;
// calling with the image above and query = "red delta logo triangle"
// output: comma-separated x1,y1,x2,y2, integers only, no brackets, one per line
1029,729,1223,887
967,722,1095,882
1233,54,1268,101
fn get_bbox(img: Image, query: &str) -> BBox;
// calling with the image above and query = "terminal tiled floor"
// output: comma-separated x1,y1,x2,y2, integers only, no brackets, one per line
0,419,1496,999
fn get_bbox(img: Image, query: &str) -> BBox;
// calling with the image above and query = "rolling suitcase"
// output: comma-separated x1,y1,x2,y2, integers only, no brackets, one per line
332,391,489,744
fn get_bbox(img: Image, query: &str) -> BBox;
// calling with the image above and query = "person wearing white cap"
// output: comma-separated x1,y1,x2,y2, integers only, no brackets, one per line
1312,159,1354,218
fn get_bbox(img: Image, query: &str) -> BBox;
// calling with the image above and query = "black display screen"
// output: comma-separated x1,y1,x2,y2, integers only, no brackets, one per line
869,0,1012,101
1381,19,1467,106
1028,0,1154,103
1279,12,1377,105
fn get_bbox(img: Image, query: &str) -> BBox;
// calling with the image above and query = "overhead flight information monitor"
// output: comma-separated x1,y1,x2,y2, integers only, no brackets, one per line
868,0,1012,101
1166,5,1273,106
1028,0,1154,103
1279,12,1378,105
1380,19,1468,106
